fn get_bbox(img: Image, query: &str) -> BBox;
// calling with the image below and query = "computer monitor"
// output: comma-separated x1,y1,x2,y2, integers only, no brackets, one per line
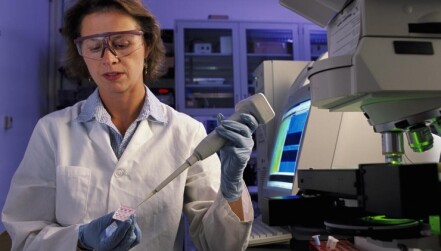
266,96,310,194
259,67,315,200
253,60,310,201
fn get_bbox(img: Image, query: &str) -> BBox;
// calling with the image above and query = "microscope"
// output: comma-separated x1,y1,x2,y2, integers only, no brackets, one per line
278,0,441,249
282,0,441,163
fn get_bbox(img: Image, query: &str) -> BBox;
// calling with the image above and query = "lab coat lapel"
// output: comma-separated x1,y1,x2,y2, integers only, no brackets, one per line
118,120,152,165
88,122,118,164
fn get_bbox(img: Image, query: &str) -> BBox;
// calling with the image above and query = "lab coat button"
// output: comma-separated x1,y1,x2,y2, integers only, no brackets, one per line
115,168,126,177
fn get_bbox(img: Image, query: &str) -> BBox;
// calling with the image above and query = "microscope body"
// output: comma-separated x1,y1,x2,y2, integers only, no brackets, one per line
279,1,441,249
297,0,441,162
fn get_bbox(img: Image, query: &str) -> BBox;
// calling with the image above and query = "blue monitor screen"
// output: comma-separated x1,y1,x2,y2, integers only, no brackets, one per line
267,100,311,190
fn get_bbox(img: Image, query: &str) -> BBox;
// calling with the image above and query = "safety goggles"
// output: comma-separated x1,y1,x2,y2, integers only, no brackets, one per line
74,30,144,60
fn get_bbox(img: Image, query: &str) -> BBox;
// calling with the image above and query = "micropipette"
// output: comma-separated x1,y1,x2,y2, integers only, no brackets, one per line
134,93,275,208
108,93,275,225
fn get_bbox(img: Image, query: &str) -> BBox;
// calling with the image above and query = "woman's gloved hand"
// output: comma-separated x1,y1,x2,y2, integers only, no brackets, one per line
78,212,141,251
215,113,258,202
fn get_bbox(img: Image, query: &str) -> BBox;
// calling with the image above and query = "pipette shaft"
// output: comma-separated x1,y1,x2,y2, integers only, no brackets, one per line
134,93,275,207
135,155,197,208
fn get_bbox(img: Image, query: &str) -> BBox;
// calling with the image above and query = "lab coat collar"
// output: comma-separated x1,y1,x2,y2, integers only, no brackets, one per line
77,89,99,122
76,85,168,125
145,87,168,124
85,119,155,166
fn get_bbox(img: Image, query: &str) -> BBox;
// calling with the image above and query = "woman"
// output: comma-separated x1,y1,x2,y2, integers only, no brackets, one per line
1,0,257,250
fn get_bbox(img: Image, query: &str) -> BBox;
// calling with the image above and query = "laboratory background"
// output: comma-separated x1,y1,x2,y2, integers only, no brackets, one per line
0,0,311,235
3,0,441,250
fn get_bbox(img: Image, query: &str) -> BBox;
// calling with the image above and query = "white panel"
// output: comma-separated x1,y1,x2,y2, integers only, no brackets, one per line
332,112,384,168
279,0,340,27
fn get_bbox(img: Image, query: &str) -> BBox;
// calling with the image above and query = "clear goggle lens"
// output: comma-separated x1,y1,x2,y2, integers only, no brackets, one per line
74,30,144,60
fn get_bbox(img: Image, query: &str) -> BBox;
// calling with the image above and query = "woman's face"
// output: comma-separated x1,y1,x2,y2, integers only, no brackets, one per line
79,10,147,97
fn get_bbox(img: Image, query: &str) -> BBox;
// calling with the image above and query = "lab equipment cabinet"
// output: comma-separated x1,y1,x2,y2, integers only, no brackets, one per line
174,20,302,117
301,24,327,61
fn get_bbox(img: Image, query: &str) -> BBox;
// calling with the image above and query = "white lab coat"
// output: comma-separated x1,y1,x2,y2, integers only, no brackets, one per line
2,97,253,251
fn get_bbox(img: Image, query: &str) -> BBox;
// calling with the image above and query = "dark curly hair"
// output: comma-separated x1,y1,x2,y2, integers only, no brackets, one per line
62,0,166,83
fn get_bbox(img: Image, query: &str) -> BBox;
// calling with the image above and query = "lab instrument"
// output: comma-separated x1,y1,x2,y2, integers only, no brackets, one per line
283,0,441,164
278,0,441,249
